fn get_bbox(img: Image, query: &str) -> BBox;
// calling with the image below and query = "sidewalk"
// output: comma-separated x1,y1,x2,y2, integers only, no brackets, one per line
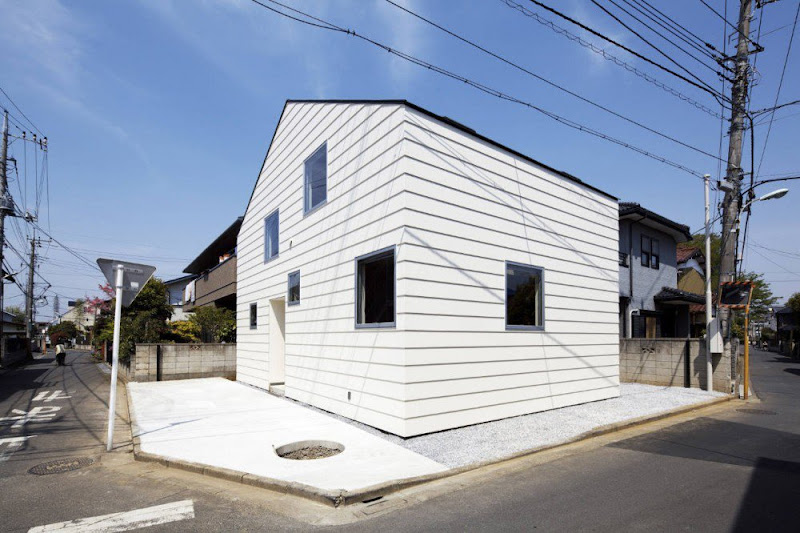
128,377,727,502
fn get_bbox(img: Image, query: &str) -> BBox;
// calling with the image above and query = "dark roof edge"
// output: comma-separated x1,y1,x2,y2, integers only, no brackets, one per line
285,99,617,201
619,202,692,241
184,217,244,275
164,274,197,285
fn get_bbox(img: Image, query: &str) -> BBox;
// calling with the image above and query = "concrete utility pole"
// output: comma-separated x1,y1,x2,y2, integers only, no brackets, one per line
0,111,8,365
719,0,754,351
25,237,38,345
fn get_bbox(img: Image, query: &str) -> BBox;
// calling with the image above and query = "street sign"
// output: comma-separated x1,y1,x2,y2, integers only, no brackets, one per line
97,259,156,307
719,281,754,309
96,258,155,452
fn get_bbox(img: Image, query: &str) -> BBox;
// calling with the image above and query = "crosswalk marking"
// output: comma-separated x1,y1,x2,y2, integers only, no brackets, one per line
28,500,195,532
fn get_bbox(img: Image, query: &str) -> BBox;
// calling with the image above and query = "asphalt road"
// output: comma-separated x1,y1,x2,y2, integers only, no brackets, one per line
0,348,798,532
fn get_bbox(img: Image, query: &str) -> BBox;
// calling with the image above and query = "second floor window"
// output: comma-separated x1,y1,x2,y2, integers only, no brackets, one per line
304,143,327,214
250,303,257,329
641,235,660,270
264,210,279,262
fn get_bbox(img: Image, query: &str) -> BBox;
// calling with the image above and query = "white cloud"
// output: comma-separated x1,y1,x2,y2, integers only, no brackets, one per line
373,0,428,85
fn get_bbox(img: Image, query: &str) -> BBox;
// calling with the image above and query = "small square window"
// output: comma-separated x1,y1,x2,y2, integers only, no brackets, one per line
304,143,327,214
288,270,300,305
264,210,279,262
506,262,544,329
249,303,257,329
356,248,395,327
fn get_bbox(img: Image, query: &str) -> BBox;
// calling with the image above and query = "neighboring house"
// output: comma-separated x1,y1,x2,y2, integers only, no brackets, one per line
776,306,797,357
58,304,96,337
2,311,25,336
182,217,242,312
619,202,703,339
164,274,196,322
677,244,707,337
237,99,620,438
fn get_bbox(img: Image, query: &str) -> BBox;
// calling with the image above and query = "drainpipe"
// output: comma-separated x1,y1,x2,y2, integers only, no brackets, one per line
627,215,645,337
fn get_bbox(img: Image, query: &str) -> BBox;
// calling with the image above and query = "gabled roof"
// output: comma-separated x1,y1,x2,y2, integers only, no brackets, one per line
184,217,243,275
654,286,705,305
677,244,704,264
241,99,618,224
619,202,692,242
164,274,197,287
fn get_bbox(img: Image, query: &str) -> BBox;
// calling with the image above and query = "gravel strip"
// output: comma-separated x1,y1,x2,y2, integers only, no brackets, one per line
284,384,727,469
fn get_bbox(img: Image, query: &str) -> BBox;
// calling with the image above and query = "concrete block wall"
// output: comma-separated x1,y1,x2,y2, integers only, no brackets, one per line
620,338,732,393
129,343,236,382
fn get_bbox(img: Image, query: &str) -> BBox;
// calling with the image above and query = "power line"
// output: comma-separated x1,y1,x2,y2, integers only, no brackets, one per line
522,0,730,103
590,0,726,91
0,85,44,137
499,0,724,118
755,1,800,178
249,0,707,178
637,0,721,53
698,0,763,49
384,0,724,162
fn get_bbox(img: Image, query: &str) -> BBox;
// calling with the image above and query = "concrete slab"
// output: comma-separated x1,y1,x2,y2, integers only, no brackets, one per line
127,378,447,493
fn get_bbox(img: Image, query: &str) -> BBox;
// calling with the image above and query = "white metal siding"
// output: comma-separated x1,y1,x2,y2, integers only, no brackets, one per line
238,101,620,437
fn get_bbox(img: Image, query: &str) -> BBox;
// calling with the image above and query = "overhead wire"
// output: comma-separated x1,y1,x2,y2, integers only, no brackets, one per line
499,0,723,118
384,0,724,162
698,0,763,49
637,0,722,53
0,85,44,137
249,0,708,178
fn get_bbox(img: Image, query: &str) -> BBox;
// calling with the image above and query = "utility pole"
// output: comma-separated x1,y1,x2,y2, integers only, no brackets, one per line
25,236,38,347
719,0,754,379
0,111,8,365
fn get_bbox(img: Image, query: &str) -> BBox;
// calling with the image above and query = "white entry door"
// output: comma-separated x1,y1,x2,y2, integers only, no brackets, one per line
269,298,286,384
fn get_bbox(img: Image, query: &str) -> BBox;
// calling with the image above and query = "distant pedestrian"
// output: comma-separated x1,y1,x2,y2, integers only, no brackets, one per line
55,342,67,366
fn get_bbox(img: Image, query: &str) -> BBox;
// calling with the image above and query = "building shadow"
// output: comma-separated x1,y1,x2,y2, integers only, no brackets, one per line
783,368,800,377
732,457,800,533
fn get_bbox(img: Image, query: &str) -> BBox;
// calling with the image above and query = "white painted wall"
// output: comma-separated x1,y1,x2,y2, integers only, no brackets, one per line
237,101,620,437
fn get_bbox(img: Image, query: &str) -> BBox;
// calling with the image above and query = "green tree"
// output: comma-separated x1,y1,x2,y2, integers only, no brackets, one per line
189,306,236,343
687,233,721,289
49,321,78,341
4,305,25,323
96,278,173,360
168,320,201,343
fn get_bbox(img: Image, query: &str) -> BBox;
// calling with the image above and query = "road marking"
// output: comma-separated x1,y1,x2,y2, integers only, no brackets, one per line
0,406,61,428
0,436,34,464
28,499,195,532
32,390,72,402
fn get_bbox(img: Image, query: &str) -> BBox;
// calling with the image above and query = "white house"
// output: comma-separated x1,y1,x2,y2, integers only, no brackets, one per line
237,100,620,437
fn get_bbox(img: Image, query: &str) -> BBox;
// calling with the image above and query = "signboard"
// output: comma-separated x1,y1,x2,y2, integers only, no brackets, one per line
96,259,156,307
719,281,754,309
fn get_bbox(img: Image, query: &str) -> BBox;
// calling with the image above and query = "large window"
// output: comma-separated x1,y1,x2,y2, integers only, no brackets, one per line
505,262,544,330
304,143,327,214
288,270,300,305
264,210,279,262
356,247,395,328
641,235,660,270
249,303,257,329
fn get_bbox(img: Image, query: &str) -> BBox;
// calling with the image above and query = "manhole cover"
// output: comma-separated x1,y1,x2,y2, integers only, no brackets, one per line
29,457,94,475
275,440,344,460
736,408,777,415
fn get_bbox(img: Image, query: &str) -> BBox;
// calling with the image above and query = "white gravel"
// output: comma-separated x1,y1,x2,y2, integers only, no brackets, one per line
292,384,727,469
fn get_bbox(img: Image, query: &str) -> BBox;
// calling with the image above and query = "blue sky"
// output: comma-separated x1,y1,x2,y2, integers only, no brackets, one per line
1,0,798,321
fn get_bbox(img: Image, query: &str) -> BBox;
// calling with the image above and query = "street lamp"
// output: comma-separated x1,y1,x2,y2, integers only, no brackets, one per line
733,188,790,232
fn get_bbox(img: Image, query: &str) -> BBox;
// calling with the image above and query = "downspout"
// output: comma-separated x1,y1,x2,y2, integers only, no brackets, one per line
627,215,646,337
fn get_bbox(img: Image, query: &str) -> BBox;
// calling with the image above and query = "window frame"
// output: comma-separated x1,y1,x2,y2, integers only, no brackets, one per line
640,235,651,268
249,302,257,329
288,270,301,306
354,245,396,330
504,260,546,331
303,142,328,216
650,239,660,269
264,209,280,263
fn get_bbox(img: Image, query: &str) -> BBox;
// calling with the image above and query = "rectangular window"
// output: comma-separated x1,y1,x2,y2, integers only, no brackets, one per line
641,235,651,267
506,262,544,330
356,248,395,327
250,303,257,329
304,143,327,214
288,270,300,305
264,210,279,262
650,239,660,269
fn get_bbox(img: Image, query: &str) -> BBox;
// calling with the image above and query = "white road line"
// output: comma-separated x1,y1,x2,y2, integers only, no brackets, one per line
32,390,72,402
0,436,33,464
27,499,195,532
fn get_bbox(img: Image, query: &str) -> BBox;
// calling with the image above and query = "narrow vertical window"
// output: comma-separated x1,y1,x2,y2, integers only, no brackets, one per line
264,210,279,262
505,262,544,329
650,239,660,269
355,248,395,327
250,303,257,329
304,143,327,214
288,270,300,305
641,235,651,267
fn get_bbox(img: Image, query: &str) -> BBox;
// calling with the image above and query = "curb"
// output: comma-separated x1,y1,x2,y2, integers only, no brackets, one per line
126,391,734,507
